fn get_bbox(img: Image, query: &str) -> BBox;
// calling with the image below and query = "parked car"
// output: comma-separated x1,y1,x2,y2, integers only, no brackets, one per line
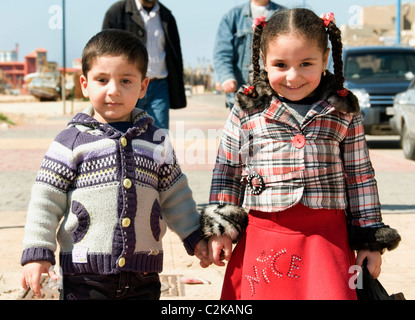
26,72,72,101
391,78,415,159
329,46,415,135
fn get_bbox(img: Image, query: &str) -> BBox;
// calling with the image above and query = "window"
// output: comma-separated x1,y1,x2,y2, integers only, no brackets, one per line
345,52,415,81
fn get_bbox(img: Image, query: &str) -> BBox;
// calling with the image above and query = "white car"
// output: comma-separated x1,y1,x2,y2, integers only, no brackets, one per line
391,78,415,160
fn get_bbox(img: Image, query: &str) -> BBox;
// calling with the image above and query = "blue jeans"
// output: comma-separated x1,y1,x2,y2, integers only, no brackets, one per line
136,78,170,129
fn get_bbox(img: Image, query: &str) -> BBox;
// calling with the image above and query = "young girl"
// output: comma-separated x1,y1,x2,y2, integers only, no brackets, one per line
201,8,401,300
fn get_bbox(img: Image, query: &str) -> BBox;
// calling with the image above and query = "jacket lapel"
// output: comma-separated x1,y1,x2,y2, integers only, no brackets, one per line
263,98,301,130
301,100,337,130
126,0,146,40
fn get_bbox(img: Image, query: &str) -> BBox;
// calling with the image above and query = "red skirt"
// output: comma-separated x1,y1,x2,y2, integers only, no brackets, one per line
221,203,357,300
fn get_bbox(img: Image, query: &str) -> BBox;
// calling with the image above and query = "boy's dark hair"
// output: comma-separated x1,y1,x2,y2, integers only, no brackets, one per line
250,8,359,111
82,29,148,78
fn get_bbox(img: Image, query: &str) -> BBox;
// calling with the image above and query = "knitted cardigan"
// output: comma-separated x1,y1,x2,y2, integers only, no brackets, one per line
21,107,200,275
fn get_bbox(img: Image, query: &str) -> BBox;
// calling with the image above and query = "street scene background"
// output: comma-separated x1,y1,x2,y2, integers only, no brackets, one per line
1,0,415,300
1,93,415,300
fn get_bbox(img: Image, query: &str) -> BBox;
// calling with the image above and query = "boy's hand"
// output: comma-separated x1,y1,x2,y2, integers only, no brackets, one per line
208,235,233,267
21,261,60,298
356,250,382,279
194,239,212,268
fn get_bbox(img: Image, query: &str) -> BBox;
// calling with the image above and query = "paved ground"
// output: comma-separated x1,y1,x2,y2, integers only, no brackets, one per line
0,94,414,300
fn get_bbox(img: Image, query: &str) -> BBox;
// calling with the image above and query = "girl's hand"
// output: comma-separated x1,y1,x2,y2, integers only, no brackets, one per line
356,250,382,279
208,235,233,267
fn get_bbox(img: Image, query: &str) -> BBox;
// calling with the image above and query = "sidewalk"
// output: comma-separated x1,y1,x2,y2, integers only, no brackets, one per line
0,94,414,300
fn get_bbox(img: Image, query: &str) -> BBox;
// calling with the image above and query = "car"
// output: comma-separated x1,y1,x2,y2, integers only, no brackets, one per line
26,72,72,101
391,78,415,160
329,46,415,135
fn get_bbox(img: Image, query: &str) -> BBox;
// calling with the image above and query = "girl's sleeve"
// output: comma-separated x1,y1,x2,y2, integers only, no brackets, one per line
341,114,400,252
200,107,248,243
209,107,244,206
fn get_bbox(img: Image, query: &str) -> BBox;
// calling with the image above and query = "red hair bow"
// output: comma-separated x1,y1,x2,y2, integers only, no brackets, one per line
252,15,267,30
244,86,256,96
337,88,349,97
320,12,335,27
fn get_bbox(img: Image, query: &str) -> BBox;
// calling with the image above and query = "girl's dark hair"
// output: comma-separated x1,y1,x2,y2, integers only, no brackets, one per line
251,8,358,109
82,29,148,78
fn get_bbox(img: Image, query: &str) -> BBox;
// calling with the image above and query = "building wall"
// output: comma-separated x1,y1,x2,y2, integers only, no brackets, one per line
342,3,415,47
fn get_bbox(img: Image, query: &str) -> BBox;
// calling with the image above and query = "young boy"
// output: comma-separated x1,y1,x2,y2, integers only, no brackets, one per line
21,29,209,300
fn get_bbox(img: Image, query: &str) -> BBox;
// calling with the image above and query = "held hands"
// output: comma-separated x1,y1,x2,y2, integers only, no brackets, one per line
194,235,233,268
21,261,60,298
208,235,233,267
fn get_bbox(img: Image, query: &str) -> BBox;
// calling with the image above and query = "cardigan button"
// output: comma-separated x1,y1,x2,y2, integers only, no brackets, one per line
120,137,127,147
292,135,306,149
123,178,132,189
122,218,131,228
118,257,126,268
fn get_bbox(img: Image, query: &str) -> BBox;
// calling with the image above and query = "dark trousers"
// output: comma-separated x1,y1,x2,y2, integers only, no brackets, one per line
60,272,161,300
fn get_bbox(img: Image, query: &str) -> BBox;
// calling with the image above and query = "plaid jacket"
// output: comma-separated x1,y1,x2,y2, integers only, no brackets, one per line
209,96,384,228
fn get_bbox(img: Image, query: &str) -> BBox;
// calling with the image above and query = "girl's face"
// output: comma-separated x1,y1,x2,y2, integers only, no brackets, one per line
263,34,329,101
80,55,149,123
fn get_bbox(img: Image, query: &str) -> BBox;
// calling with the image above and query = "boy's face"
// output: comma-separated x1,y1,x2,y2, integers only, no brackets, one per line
80,55,149,123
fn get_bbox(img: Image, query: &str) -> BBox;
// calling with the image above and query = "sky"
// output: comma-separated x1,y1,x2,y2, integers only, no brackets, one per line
0,0,405,70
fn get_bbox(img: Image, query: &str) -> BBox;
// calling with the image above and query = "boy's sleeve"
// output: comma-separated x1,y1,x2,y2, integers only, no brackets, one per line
341,114,401,252
21,129,78,266
157,137,200,255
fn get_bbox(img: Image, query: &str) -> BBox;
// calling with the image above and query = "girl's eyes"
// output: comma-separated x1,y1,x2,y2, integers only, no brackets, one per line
274,62,312,68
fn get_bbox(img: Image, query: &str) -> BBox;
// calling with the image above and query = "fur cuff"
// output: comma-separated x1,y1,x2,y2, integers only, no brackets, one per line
348,225,401,252
200,204,248,242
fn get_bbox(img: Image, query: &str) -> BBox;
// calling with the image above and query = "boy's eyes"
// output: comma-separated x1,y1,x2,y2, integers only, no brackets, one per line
96,78,132,84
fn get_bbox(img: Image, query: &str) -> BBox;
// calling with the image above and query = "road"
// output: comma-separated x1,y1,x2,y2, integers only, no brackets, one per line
0,94,414,300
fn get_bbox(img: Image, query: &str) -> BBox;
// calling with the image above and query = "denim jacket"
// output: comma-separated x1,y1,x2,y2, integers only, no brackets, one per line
213,1,284,107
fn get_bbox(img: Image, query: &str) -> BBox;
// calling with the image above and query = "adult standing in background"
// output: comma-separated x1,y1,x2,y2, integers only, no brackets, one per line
102,0,186,129
213,0,285,108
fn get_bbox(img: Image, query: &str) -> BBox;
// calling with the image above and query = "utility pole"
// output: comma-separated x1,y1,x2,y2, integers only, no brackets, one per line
396,0,401,45
62,0,66,114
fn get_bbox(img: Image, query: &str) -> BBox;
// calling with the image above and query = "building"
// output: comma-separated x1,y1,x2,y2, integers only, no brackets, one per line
0,47,51,92
342,2,415,47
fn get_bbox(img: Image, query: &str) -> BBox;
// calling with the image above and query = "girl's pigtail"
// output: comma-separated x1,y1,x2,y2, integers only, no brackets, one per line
244,15,267,99
321,13,359,112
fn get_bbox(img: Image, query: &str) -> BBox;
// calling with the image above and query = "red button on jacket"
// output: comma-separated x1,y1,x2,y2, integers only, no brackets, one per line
292,135,306,149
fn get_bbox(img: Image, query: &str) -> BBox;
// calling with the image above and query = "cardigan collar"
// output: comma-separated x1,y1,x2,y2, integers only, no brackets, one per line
68,106,154,139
